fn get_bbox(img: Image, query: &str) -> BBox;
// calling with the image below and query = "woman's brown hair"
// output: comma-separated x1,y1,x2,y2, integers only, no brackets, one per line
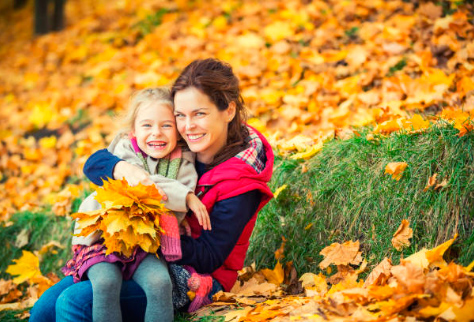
171,58,249,168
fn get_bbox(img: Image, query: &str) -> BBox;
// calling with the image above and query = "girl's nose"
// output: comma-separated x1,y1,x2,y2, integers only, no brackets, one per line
152,126,162,136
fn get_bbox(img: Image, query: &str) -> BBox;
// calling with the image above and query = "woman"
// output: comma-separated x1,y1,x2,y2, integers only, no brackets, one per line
30,58,274,321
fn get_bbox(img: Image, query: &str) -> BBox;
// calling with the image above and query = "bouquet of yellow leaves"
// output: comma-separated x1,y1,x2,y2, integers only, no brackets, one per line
72,178,169,257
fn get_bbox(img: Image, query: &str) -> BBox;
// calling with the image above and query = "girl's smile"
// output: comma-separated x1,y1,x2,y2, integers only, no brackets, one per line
132,103,178,159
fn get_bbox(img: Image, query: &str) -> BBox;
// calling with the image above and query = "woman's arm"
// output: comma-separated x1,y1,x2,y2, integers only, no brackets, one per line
174,190,261,273
83,149,161,191
83,149,121,185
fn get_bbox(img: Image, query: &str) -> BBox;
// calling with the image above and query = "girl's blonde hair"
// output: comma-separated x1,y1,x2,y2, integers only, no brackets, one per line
118,87,173,134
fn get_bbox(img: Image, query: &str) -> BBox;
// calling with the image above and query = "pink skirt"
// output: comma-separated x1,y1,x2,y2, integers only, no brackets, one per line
62,242,148,283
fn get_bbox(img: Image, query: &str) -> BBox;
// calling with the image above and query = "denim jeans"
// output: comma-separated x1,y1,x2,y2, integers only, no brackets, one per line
29,275,223,321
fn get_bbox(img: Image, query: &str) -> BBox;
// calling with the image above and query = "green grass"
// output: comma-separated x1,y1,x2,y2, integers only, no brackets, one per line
247,123,474,274
0,211,73,280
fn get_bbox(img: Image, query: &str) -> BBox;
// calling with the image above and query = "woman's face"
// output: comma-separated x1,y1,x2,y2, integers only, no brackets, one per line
174,87,235,164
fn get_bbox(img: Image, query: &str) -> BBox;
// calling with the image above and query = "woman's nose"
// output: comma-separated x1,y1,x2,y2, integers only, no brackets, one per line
185,118,195,130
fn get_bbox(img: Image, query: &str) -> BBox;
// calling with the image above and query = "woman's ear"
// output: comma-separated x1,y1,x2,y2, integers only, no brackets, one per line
226,101,237,123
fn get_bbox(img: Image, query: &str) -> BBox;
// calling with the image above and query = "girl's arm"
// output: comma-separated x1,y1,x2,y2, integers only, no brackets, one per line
174,190,261,273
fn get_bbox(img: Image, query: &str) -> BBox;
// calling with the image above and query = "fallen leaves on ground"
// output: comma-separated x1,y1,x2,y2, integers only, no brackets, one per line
1,251,57,313
0,0,474,221
194,232,473,322
1,0,474,317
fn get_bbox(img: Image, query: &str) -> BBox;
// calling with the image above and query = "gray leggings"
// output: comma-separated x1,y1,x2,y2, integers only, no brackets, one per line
87,254,173,322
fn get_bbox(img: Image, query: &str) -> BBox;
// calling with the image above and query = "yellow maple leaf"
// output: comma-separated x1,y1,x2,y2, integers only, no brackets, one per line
261,261,284,285
385,162,408,181
426,234,457,268
6,251,43,285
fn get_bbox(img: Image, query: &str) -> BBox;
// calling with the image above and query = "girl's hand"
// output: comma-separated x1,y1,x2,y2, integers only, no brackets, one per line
179,218,192,236
186,193,211,230
113,161,167,200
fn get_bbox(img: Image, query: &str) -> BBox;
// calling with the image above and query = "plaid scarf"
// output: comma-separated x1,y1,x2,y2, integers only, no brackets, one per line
235,126,266,174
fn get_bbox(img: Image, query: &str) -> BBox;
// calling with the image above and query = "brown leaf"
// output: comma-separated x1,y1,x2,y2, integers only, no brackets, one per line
319,240,362,269
364,258,393,287
391,219,413,251
423,173,438,191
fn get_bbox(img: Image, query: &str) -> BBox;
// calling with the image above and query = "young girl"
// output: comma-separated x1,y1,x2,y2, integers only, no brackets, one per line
63,88,211,322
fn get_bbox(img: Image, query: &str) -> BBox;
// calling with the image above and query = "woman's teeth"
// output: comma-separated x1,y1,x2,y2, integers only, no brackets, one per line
188,134,205,140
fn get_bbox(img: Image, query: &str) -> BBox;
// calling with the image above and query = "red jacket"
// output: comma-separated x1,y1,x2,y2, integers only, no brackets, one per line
187,126,274,291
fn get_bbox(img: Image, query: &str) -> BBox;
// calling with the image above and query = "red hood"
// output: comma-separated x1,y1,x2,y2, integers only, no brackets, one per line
197,125,274,196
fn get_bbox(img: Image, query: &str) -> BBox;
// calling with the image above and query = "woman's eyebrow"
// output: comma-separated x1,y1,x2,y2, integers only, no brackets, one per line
175,107,208,113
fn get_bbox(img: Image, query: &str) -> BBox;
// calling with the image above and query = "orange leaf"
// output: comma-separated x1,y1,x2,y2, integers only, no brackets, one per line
423,173,438,191
391,219,413,251
384,162,408,181
319,240,362,269
261,261,284,286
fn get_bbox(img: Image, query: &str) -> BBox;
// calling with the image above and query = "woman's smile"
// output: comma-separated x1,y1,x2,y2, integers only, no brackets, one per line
174,86,235,164
187,134,206,141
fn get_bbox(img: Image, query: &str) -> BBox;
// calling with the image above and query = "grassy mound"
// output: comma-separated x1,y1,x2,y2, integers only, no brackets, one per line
248,123,474,274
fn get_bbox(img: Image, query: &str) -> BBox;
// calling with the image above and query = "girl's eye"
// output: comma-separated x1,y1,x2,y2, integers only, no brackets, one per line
162,124,173,128
142,124,151,127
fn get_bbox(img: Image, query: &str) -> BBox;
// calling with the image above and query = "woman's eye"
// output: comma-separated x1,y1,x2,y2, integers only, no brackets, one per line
175,113,184,118
196,112,205,116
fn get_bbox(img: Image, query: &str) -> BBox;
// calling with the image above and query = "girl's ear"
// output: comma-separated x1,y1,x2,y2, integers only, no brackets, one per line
226,101,237,123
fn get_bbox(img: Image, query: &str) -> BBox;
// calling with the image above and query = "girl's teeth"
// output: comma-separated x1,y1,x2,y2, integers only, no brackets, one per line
148,142,166,147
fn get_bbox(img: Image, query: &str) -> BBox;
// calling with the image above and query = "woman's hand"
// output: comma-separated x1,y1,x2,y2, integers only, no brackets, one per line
113,161,167,200
179,218,192,236
186,193,211,230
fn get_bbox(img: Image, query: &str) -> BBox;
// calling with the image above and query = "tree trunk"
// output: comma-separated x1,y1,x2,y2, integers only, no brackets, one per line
34,0,49,35
52,0,65,31
13,0,28,9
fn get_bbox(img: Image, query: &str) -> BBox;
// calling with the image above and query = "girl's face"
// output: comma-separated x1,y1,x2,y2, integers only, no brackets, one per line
132,103,178,159
174,87,236,164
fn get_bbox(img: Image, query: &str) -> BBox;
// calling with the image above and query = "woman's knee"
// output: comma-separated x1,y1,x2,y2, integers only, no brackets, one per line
56,283,93,321
29,276,74,322
30,296,56,322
